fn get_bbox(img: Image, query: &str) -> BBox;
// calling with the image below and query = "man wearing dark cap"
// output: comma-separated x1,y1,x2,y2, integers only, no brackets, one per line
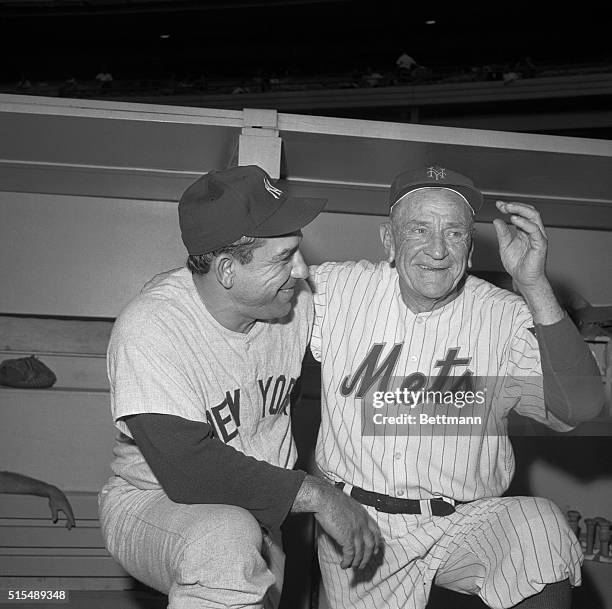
309,165,604,609
98,165,382,608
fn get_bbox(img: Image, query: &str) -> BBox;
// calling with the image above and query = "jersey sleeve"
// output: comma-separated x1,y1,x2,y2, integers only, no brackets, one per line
308,262,335,363
107,317,205,437
503,310,547,421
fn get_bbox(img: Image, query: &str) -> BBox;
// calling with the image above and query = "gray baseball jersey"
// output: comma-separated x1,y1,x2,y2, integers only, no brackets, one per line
108,267,313,491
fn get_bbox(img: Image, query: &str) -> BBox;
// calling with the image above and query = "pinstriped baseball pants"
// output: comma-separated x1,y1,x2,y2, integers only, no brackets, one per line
319,496,582,609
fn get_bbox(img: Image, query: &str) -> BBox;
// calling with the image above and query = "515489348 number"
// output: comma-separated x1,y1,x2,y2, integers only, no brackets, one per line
1,590,69,603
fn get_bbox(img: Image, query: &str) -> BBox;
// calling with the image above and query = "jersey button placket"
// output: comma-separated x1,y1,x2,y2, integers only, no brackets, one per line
408,315,425,369
392,444,406,498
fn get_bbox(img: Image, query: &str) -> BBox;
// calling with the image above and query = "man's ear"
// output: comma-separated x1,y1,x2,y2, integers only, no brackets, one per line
214,254,235,289
467,240,474,269
379,222,395,264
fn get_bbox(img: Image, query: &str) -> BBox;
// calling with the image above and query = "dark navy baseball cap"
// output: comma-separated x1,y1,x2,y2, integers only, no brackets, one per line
179,165,326,255
389,165,484,214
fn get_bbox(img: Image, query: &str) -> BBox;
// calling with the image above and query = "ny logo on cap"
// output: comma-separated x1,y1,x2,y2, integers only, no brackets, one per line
263,176,284,199
427,166,446,181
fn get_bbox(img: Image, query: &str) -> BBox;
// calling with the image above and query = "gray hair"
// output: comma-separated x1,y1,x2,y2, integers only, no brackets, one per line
187,236,263,275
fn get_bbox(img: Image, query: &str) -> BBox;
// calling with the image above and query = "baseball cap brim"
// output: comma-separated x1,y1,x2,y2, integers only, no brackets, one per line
246,196,327,237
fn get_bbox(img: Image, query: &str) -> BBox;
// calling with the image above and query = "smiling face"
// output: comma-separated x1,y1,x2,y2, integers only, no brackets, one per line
380,188,474,312
230,232,308,322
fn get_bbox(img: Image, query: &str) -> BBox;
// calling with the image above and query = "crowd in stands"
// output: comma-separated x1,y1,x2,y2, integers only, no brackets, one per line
5,53,611,100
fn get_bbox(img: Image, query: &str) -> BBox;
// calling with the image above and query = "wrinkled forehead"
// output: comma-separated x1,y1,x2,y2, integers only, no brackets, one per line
391,187,474,225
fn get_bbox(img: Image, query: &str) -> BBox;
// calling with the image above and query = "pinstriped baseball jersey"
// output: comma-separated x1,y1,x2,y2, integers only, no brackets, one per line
108,267,313,491
311,260,582,609
309,260,570,501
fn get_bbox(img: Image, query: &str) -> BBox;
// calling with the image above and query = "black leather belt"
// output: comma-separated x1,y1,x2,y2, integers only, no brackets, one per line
336,482,461,516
